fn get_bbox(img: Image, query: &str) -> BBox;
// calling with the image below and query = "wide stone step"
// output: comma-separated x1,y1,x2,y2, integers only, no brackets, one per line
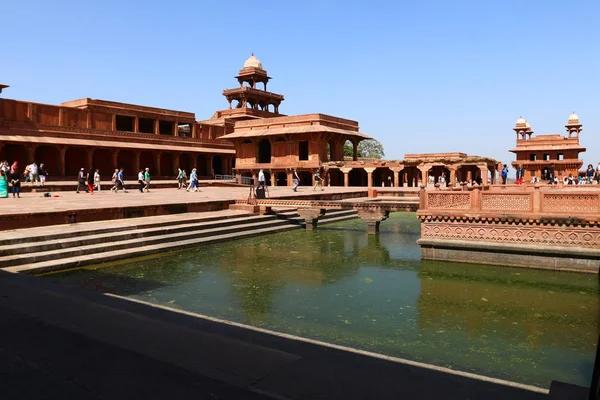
0,217,290,268
7,223,301,275
2,211,250,246
0,214,276,257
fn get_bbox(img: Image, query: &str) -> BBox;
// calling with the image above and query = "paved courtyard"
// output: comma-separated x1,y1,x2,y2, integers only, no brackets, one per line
0,185,365,216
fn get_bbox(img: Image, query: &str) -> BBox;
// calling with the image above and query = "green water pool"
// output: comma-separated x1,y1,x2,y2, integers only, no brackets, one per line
43,213,599,388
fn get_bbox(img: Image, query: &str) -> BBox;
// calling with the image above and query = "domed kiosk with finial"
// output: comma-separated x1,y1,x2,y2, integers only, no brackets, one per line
220,54,284,116
565,111,582,137
243,53,263,70
513,116,533,141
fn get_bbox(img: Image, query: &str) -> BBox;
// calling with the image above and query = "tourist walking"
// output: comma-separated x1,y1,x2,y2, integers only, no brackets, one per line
258,168,266,189
292,168,300,192
137,169,145,193
177,168,184,189
186,168,199,192
143,168,151,192
87,167,95,194
515,164,525,185
110,169,119,191
501,164,509,185
29,162,39,186
9,162,21,198
313,170,324,191
76,168,88,193
38,163,47,186
115,168,127,193
94,169,101,191
0,169,8,198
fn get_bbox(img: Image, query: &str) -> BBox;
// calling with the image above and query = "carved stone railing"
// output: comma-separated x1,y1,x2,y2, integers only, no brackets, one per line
417,187,600,273
420,187,600,216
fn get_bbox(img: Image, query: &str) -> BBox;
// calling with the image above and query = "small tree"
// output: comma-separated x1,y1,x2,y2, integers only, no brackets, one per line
343,139,385,159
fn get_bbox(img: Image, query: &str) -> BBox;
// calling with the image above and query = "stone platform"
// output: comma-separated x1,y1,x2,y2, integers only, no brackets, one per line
0,186,371,229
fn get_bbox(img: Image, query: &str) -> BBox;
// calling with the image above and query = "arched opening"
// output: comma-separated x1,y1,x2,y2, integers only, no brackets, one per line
257,139,271,164
35,146,61,177
65,147,88,177
401,167,420,187
92,149,114,178
328,169,343,186
160,152,173,177
429,166,450,187
196,154,208,176
344,140,355,160
349,169,367,186
275,172,287,186
373,168,390,187
117,150,136,177
297,171,312,186
212,155,222,176
2,144,28,166
179,153,192,175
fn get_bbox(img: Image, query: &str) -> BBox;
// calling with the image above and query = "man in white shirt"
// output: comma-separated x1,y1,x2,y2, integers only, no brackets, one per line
29,163,39,185
258,169,265,189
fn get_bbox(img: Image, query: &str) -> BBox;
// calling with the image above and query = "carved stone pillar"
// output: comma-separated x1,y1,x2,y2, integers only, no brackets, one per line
479,164,488,185
390,166,404,188
59,147,68,177
418,165,430,186
467,170,473,183
357,209,389,235
352,141,358,161
86,148,93,169
270,170,276,187
207,155,214,177
340,167,352,187
154,120,159,135
448,166,457,187
365,167,376,188
156,152,161,176
173,120,179,136
132,151,140,174
287,169,293,186
172,153,180,174
133,117,139,133
297,208,326,230
112,150,119,171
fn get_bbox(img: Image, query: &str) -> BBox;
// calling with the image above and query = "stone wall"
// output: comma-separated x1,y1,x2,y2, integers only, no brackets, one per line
417,187,600,273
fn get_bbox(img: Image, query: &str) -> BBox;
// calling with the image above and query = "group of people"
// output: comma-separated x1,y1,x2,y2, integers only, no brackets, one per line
256,168,323,192
502,162,600,185
0,161,50,198
176,167,201,192
0,161,22,198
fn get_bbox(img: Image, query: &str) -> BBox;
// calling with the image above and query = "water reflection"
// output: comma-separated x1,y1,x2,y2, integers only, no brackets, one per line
43,214,599,388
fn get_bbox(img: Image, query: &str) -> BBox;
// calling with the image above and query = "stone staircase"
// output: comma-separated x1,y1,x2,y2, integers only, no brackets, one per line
1,209,357,275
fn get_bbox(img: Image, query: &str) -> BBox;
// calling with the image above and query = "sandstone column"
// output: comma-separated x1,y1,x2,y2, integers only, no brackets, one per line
173,120,179,136
391,166,404,188
133,117,139,133
479,164,488,185
154,120,159,135
448,166,457,187
365,167,376,188
59,147,68,177
156,152,161,176
340,167,352,187
418,165,430,186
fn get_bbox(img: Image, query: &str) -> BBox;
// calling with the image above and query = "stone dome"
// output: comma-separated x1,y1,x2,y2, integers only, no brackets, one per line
568,112,579,123
525,121,531,129
516,116,526,125
243,54,263,70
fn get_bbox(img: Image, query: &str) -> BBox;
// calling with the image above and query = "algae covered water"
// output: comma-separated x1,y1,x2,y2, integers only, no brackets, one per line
44,213,599,388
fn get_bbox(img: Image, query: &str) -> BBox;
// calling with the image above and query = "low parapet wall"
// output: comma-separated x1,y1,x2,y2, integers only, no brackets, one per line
416,187,600,273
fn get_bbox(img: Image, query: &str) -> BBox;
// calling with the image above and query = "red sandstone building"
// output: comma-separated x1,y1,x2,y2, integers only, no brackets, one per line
510,113,585,182
1,55,501,186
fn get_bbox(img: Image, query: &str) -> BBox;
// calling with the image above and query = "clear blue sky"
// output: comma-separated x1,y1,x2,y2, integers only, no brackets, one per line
2,0,599,166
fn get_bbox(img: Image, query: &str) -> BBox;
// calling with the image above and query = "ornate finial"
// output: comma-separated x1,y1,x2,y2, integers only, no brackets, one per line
251,53,254,56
